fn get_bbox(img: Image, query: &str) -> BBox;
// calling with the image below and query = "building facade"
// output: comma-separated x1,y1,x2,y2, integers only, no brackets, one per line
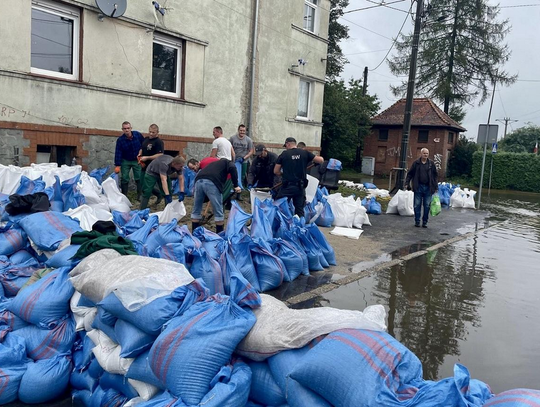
0,0,329,169
363,98,466,178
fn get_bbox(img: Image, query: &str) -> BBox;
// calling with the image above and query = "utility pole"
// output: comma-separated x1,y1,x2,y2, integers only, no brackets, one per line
362,66,368,96
477,81,497,210
396,0,424,191
496,117,518,138
356,67,369,169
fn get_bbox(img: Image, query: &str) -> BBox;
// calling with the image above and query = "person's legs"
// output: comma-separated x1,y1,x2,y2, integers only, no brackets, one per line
120,160,131,194
191,180,207,230
206,180,224,223
413,190,422,226
421,185,432,226
140,173,157,210
131,162,142,197
291,189,306,218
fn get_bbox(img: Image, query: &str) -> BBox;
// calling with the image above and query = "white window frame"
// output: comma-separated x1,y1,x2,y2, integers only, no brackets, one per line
31,0,80,81
297,79,312,120
152,34,182,98
303,0,319,33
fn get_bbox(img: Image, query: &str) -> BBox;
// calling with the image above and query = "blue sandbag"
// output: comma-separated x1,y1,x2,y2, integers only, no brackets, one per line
9,249,34,265
99,371,139,399
72,389,92,406
225,200,252,240
220,252,261,309
144,219,183,256
315,199,335,228
251,199,273,240
368,196,382,215
18,354,71,404
193,227,225,260
269,345,331,407
89,166,108,184
0,333,28,404
0,226,28,256
126,350,166,389
247,360,286,406
134,391,183,406
258,198,280,237
291,226,324,271
13,316,75,360
115,318,156,358
91,307,118,343
0,300,29,331
88,357,104,379
70,368,98,392
190,248,225,295
250,240,286,292
306,223,337,266
89,385,128,407
364,182,377,189
152,243,186,265
121,213,146,236
484,389,540,406
112,208,150,228
45,244,81,268
18,211,82,251
60,173,85,211
15,176,46,195
270,238,305,282
149,295,256,405
127,214,159,255
99,279,209,336
72,333,95,371
0,258,42,297
197,359,252,407
228,237,260,292
8,267,74,329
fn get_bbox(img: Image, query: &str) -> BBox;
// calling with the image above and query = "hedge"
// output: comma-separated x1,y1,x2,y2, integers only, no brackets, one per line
472,151,540,192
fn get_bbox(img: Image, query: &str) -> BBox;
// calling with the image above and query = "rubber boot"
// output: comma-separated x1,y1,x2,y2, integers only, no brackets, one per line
192,221,200,232
216,224,224,234
121,182,129,195
140,196,150,210
136,182,142,200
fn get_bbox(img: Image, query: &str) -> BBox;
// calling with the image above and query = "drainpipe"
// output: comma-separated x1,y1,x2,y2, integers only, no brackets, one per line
248,0,260,139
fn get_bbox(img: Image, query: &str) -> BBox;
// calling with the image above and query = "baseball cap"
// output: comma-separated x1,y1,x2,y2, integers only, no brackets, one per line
283,137,296,147
254,144,266,156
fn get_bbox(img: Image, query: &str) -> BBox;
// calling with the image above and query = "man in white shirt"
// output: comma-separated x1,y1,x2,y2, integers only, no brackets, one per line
210,126,234,161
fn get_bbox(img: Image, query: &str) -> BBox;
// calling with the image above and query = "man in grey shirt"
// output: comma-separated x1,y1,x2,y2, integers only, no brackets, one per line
140,155,185,210
229,124,254,200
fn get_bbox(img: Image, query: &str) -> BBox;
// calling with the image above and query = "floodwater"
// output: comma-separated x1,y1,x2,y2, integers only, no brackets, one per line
316,189,540,393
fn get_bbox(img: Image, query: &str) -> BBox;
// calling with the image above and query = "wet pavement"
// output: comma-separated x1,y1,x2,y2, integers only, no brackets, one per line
271,189,540,394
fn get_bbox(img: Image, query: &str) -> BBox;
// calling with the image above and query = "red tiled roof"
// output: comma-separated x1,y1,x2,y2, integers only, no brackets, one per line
371,98,466,131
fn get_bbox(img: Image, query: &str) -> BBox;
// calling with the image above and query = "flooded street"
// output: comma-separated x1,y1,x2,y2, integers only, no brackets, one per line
310,190,540,393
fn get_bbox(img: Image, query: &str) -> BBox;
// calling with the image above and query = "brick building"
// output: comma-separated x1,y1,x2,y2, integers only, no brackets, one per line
363,98,466,178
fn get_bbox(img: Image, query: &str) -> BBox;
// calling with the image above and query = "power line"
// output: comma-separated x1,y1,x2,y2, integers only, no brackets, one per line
344,0,408,14
339,17,394,40
500,4,540,8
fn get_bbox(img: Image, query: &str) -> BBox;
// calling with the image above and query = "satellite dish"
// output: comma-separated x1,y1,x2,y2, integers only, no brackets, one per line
96,0,127,18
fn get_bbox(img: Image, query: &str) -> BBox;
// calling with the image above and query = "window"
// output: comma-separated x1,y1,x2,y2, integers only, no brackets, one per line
303,0,318,33
378,129,389,141
376,146,387,163
31,0,80,80
418,129,429,143
152,34,182,98
448,132,455,144
297,79,311,118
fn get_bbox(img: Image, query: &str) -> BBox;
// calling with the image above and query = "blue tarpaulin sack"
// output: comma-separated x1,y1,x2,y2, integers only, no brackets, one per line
153,243,186,265
364,182,377,189
367,196,382,215
99,371,139,399
0,258,42,298
132,390,184,406
280,230,309,275
193,227,226,261
484,389,540,406
225,201,252,240
8,267,74,329
49,176,64,212
18,211,82,251
1,300,29,331
0,333,28,404
228,237,260,292
120,212,146,236
190,248,225,295
247,360,286,406
269,345,331,407
326,158,342,171
18,354,71,404
0,226,28,256
72,390,92,406
91,307,118,343
149,294,256,405
220,251,261,309
89,166,108,184
126,349,165,389
144,219,183,256
258,199,280,237
315,198,335,228
115,318,156,358
438,184,452,207
99,279,209,336
9,249,34,265
250,239,286,291
292,226,325,271
61,173,85,211
270,238,304,282
251,199,274,241
72,333,94,371
89,385,128,407
13,316,75,360
304,200,318,224
70,369,98,392
183,166,196,197
306,223,337,266
127,214,159,255
45,244,81,268
15,176,46,195
112,208,150,228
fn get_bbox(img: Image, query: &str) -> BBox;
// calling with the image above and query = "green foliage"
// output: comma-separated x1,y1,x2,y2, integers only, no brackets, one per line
446,135,479,178
472,151,540,192
326,0,349,80
321,79,380,166
498,124,540,153
388,0,516,115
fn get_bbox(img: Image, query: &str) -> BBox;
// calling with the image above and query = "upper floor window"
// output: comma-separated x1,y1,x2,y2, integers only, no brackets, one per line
418,129,429,143
297,79,311,118
31,0,80,80
378,129,389,141
448,132,455,144
303,0,318,33
152,34,182,98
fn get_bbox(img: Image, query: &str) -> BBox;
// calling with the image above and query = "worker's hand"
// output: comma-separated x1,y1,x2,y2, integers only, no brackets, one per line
178,192,185,202
406,185,412,191
164,195,172,204
114,166,120,174
247,184,253,191
236,157,244,164
234,186,241,194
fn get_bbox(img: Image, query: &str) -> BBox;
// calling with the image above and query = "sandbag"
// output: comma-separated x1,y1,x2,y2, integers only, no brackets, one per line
158,200,186,224
386,192,399,214
225,200,252,240
0,333,28,404
18,354,71,404
144,219,183,256
70,369,98,392
127,214,159,255
484,389,540,406
87,329,134,375
306,223,336,266
18,211,82,251
248,360,286,406
0,226,28,256
193,227,225,261
251,199,273,240
250,240,286,291
0,258,40,297
9,249,34,265
115,319,156,358
89,166,108,184
314,199,334,228
397,190,414,216
270,238,305,282
99,371,139,399
45,244,81,268
190,248,225,295
149,294,256,405
228,237,260,292
125,350,165,389
237,294,386,361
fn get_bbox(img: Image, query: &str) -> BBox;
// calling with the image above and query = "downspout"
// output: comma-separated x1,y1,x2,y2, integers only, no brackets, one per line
248,0,260,139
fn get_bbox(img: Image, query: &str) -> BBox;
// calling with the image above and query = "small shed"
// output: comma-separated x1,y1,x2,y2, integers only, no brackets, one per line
363,98,466,178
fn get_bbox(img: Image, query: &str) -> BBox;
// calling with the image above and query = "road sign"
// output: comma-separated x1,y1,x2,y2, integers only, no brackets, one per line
492,143,497,154
477,124,499,144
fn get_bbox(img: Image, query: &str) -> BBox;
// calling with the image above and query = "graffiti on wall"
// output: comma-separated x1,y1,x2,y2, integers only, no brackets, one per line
434,153,442,170
387,146,414,159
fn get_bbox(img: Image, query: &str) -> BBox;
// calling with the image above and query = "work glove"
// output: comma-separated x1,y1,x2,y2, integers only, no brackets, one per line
114,166,120,174
236,157,244,164
164,195,172,204
178,192,185,202
247,184,253,191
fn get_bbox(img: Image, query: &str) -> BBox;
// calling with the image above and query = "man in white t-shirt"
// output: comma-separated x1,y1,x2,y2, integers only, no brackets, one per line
210,126,234,161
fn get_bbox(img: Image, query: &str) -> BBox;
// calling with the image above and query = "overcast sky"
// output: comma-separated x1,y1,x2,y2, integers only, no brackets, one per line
339,0,540,140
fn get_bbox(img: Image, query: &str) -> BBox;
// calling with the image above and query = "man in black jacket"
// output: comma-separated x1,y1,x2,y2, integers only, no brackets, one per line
247,144,279,189
191,158,241,233
404,148,438,228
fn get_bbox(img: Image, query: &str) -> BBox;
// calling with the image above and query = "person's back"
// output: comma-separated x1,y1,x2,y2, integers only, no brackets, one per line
278,148,314,184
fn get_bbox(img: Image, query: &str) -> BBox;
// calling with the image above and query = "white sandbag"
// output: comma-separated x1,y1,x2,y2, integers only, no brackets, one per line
0,164,23,194
64,205,100,231
397,190,414,216
69,249,194,307
250,189,272,214
77,172,103,205
70,291,97,331
450,187,464,208
326,194,356,228
128,379,160,401
236,294,387,361
386,193,399,214
366,188,389,199
158,201,186,224
330,227,364,239
102,177,132,213
87,329,134,375
462,188,476,209
305,174,319,203
354,198,371,227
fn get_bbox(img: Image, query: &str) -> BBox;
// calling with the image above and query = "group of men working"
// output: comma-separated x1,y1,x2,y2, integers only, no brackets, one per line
114,122,323,233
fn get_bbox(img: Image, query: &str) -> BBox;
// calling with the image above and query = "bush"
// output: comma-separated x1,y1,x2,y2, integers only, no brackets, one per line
447,136,479,178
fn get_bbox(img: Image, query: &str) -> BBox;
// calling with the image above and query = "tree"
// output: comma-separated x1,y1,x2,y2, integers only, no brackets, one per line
326,0,349,80
321,79,380,166
388,0,516,116
499,124,540,153
446,135,479,178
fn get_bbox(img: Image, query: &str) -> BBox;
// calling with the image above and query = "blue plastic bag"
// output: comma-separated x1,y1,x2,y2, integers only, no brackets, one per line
225,201,252,240
251,199,273,241
0,226,28,256
18,211,82,251
0,333,28,404
190,248,225,295
15,176,46,195
18,354,71,404
127,214,159,255
315,198,335,228
367,196,382,215
144,219,183,256
247,360,286,406
250,239,286,291
89,166,108,184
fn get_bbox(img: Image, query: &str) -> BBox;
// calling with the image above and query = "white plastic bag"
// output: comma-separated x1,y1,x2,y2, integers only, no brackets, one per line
87,329,134,375
305,174,319,203
158,201,186,224
354,198,371,227
330,227,364,239
386,193,399,214
397,190,414,216
463,188,476,209
450,187,464,208
102,177,132,213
